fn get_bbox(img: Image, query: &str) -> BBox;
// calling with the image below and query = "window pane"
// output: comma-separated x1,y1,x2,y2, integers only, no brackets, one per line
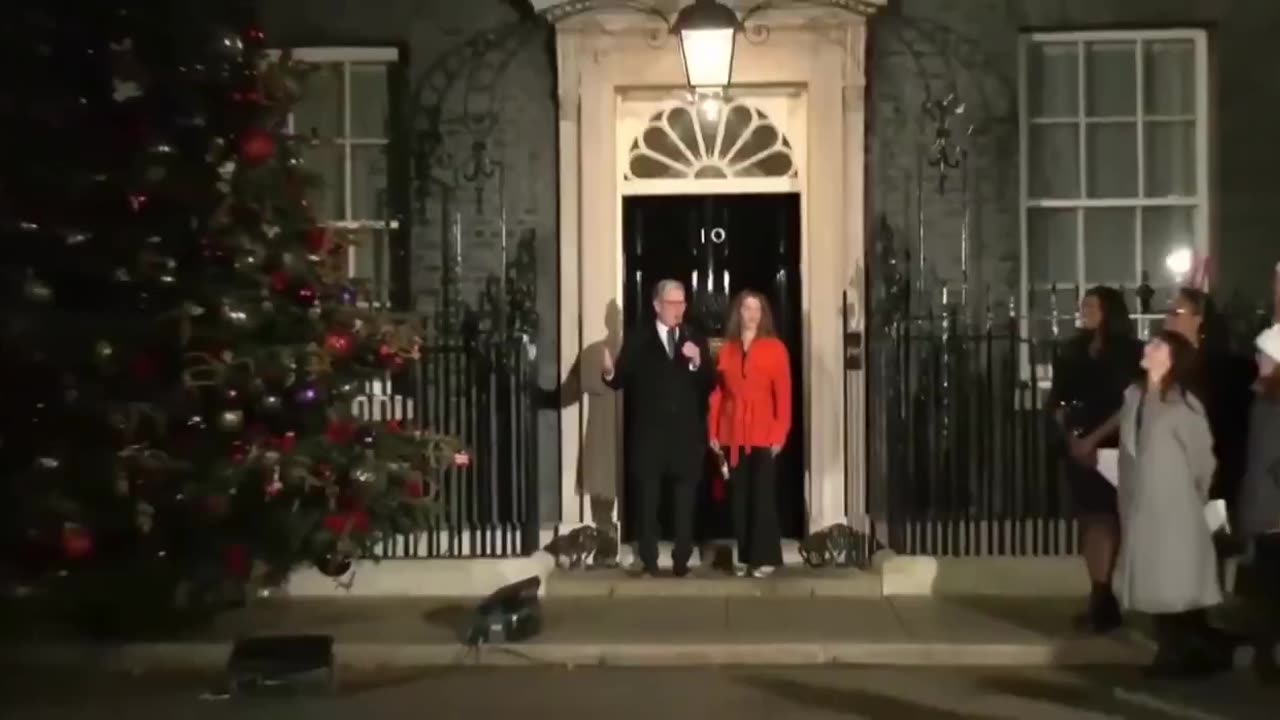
1027,42,1078,118
300,143,343,221
1084,208,1136,285
352,145,390,220
1144,40,1196,116
293,63,343,140
1144,120,1196,197
349,229,390,304
1085,122,1137,197
1085,41,1136,117
1141,206,1196,284
349,64,389,139
1028,209,1078,285
1028,123,1079,199
1028,286,1080,339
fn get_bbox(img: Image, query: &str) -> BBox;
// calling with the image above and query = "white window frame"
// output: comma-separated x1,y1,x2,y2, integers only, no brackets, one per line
269,46,401,304
1017,29,1211,317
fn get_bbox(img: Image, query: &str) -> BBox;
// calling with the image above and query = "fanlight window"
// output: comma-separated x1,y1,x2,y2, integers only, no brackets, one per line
626,99,796,181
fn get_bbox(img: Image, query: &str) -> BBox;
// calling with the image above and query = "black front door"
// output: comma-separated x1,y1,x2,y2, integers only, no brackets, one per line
621,193,805,542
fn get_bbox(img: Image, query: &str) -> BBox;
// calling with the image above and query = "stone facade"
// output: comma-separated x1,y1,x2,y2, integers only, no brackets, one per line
260,0,1280,528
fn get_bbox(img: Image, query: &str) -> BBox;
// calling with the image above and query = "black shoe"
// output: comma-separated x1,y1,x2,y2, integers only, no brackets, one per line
627,562,659,578
672,565,691,578
1077,588,1123,634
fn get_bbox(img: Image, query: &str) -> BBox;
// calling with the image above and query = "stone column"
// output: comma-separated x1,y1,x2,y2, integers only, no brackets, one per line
555,29,584,526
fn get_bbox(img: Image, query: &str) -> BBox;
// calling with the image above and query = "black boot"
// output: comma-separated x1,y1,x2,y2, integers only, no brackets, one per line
1086,582,1123,633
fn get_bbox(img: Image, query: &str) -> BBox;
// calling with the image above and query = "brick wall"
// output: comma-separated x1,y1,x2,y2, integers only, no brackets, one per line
869,0,1280,309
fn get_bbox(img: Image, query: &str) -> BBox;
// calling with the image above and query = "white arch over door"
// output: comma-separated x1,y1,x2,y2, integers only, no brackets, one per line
617,89,804,196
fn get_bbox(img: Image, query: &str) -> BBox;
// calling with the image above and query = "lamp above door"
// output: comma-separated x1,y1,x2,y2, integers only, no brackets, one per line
531,0,885,95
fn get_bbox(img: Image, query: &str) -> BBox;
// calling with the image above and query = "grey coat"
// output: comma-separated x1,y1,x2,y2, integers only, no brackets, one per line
1113,385,1222,614
1238,394,1280,538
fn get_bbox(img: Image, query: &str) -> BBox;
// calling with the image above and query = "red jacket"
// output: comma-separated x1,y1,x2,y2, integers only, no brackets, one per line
708,336,792,467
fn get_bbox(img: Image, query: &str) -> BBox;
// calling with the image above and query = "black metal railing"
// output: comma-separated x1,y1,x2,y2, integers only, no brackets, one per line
867,307,1078,557
865,299,1273,557
353,332,538,559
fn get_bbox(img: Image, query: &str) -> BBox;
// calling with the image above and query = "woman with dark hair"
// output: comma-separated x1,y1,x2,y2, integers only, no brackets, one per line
708,290,792,578
1164,287,1256,511
1113,330,1228,676
1048,286,1142,633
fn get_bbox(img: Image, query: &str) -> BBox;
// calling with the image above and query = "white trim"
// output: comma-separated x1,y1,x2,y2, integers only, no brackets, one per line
1194,31,1211,290
1029,115,1196,125
288,46,399,63
1027,198,1198,208
619,177,801,196
1025,29,1206,43
1017,34,1031,372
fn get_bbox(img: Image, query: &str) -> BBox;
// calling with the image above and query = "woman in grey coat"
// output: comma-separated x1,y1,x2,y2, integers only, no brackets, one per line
1113,330,1230,675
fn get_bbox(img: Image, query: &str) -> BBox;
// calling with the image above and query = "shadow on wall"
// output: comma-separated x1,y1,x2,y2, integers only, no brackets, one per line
538,300,623,534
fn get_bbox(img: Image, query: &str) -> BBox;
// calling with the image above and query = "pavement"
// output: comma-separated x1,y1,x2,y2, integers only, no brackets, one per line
4,665,1279,719
2,582,1161,670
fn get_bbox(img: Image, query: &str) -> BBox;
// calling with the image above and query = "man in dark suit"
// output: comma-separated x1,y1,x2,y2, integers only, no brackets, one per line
602,278,714,577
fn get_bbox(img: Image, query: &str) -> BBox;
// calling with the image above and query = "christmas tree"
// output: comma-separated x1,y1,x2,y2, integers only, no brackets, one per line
0,0,464,632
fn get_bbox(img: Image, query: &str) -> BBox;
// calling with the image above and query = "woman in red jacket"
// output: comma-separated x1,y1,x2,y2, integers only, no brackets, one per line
709,290,792,577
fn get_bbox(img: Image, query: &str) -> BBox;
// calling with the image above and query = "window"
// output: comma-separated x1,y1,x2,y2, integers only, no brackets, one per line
281,47,400,306
1018,30,1210,318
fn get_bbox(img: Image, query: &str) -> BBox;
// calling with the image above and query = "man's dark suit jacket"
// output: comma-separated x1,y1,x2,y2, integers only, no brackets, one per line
605,322,715,465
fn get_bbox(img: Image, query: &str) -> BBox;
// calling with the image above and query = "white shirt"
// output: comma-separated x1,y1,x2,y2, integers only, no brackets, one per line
657,319,698,370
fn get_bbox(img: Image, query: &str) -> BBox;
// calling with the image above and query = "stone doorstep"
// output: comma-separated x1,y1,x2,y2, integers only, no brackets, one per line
545,568,883,598
9,638,1156,671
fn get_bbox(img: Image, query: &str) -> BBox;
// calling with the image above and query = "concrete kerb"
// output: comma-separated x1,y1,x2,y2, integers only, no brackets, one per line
6,639,1152,671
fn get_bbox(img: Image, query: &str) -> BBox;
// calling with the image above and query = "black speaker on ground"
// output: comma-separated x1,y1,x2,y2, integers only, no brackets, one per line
226,634,336,696
466,575,542,646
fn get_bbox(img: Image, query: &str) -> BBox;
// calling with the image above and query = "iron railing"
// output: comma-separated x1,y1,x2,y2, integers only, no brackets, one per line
353,333,538,559
865,300,1272,558
867,307,1077,557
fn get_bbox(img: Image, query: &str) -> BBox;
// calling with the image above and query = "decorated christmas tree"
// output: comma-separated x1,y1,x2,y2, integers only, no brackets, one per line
0,0,463,631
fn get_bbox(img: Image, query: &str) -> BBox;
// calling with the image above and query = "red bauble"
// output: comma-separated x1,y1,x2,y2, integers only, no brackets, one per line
269,271,289,292
205,495,230,517
238,129,276,165
324,332,352,356
304,227,329,254
224,544,251,580
279,431,297,452
325,421,355,443
404,473,425,499
131,353,158,381
323,510,370,537
61,523,94,560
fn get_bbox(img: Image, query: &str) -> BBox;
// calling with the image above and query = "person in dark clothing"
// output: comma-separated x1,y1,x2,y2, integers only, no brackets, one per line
1236,323,1280,682
602,279,715,577
1163,288,1257,528
1049,286,1143,633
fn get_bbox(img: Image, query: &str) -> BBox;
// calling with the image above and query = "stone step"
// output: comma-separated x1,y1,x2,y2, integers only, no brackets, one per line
546,567,881,598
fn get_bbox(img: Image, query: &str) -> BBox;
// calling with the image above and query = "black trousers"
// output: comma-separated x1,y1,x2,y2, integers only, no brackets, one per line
633,449,699,570
730,448,784,568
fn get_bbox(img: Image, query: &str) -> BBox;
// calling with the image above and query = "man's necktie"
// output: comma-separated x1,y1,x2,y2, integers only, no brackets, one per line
666,326,677,358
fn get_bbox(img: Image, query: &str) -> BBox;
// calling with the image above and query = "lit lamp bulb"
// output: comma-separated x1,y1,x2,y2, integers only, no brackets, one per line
697,92,723,122
1165,247,1194,282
